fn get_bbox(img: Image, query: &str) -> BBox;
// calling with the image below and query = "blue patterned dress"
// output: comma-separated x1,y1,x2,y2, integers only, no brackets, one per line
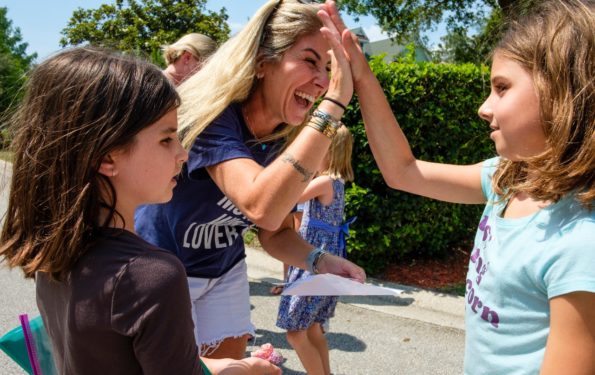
276,178,350,331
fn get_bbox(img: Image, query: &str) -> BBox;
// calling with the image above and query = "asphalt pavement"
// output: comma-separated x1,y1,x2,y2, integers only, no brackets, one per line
0,160,466,374
245,246,465,374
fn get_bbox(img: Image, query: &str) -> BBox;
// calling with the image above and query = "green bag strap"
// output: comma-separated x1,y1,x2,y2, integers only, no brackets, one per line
200,358,213,375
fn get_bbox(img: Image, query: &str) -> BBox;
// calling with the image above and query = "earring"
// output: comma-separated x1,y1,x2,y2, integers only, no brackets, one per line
256,72,264,79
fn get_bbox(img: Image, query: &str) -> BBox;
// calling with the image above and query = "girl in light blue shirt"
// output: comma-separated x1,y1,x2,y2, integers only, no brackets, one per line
320,0,595,373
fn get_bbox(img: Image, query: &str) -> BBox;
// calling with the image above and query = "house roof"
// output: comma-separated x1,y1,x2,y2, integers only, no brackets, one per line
349,27,431,62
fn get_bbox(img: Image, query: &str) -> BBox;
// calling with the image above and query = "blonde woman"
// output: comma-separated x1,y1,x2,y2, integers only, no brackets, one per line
162,33,217,86
136,0,365,361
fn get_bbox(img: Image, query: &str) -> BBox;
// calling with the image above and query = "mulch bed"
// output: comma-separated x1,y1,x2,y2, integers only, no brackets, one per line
380,248,470,290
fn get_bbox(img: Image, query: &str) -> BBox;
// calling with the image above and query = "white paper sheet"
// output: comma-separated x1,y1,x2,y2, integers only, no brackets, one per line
281,273,403,296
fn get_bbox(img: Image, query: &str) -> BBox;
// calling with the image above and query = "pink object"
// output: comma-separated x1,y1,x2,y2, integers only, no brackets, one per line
19,314,42,375
250,343,284,365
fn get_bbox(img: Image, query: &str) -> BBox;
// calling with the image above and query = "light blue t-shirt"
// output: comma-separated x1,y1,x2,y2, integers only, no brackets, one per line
464,157,595,375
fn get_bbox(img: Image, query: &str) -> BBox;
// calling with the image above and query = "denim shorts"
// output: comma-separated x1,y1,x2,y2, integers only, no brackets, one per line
187,259,255,354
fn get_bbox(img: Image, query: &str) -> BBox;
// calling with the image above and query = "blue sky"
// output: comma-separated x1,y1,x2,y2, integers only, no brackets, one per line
2,1,434,62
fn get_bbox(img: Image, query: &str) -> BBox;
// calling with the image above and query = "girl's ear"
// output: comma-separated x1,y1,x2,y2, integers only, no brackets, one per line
98,154,118,177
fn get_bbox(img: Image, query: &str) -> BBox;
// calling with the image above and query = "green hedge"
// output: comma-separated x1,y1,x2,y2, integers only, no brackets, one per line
343,56,495,274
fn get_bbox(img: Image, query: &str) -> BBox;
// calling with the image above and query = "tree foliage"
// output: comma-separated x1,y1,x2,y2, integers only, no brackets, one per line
0,7,37,123
432,9,504,64
342,56,493,273
339,0,498,43
340,0,543,64
60,0,230,65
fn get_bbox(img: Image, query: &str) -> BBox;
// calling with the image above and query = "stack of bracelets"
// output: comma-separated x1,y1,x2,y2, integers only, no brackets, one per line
304,97,348,271
307,97,346,139
307,247,328,274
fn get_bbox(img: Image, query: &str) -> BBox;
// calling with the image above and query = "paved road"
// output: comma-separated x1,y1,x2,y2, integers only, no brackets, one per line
0,268,465,375
246,248,465,374
0,161,466,374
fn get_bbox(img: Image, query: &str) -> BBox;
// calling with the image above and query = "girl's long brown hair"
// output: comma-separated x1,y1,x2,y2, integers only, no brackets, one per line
0,47,179,280
492,0,594,209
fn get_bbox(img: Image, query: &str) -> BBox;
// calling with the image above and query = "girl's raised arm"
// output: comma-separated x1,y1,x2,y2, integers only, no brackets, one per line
320,0,486,204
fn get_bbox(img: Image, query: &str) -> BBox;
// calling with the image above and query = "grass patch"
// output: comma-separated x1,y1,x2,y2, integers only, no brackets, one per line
243,228,261,248
435,283,466,297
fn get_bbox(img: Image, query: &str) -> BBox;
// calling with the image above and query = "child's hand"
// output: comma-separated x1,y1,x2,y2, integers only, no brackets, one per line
218,357,281,375
318,253,366,283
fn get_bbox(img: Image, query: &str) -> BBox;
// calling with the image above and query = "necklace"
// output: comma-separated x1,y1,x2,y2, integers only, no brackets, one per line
241,105,257,137
241,104,268,151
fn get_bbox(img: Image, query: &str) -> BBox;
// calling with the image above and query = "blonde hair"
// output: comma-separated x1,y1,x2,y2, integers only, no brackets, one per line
323,126,354,182
162,33,217,65
492,0,594,209
177,0,322,148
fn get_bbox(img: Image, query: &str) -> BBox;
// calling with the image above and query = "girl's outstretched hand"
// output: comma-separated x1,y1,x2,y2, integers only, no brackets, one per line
319,0,372,85
318,253,366,283
218,357,281,375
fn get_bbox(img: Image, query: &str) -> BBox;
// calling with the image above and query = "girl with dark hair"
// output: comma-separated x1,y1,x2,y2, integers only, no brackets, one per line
0,47,279,375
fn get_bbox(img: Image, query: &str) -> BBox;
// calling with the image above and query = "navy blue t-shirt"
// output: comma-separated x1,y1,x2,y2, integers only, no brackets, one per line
135,103,279,278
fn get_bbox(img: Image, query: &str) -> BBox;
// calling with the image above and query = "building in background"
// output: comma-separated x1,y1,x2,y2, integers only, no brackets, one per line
351,27,431,63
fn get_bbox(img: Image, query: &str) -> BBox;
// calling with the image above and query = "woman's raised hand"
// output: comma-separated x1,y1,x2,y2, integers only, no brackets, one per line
319,0,373,87
317,3,353,108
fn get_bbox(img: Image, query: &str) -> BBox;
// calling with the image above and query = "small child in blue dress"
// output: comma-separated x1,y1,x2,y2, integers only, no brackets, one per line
276,125,355,375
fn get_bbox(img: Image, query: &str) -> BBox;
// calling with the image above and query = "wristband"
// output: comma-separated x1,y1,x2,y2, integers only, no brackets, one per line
322,97,347,112
306,117,328,135
312,110,342,130
306,247,327,274
311,110,342,138
307,110,342,139
313,251,327,274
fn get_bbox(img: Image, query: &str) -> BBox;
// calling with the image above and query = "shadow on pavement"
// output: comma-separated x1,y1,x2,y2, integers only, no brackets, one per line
339,295,415,306
250,328,367,353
